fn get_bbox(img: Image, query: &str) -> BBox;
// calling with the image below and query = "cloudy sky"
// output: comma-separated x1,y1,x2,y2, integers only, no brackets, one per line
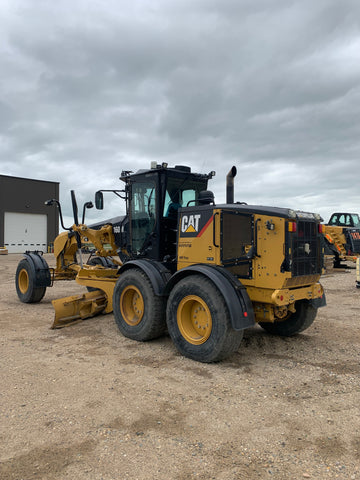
1,0,360,226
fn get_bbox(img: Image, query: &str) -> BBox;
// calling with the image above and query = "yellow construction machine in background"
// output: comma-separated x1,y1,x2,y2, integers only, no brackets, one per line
323,212,360,267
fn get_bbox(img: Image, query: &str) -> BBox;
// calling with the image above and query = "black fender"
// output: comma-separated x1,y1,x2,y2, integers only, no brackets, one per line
165,264,255,331
23,251,52,287
119,259,172,296
310,292,327,309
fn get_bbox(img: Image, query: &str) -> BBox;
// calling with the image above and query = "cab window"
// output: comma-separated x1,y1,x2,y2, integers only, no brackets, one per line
350,214,360,228
131,181,156,253
163,178,207,218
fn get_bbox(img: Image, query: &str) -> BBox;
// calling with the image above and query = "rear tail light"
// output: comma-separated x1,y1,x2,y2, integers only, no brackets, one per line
288,221,297,232
318,224,325,234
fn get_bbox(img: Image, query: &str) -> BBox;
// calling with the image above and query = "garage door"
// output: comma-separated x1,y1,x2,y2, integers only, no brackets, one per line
4,212,47,253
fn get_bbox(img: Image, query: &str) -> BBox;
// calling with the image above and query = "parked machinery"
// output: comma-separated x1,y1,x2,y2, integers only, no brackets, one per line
323,212,360,267
15,164,326,362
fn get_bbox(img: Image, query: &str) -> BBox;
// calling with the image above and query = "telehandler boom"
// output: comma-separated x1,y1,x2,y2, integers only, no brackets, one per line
15,164,326,362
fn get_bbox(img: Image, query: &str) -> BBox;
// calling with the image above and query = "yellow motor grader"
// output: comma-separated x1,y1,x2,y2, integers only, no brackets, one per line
15,164,326,363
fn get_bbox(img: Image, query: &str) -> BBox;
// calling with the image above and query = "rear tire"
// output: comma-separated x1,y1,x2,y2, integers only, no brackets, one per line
113,268,166,341
259,300,317,336
166,275,243,363
15,259,46,303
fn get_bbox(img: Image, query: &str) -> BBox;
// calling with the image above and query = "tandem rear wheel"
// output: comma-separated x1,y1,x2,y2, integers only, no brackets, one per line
259,300,318,336
166,275,243,363
113,268,166,341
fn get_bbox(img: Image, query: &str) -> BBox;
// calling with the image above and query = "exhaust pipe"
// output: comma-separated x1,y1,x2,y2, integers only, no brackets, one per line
226,166,237,204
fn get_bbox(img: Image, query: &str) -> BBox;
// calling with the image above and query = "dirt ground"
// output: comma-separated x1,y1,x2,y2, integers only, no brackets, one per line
1,253,359,480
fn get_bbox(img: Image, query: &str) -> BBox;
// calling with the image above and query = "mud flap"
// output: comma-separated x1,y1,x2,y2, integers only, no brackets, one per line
51,290,107,328
310,293,326,309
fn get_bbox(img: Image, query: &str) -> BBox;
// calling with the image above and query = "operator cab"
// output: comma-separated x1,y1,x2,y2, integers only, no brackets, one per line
123,163,214,264
327,212,360,228
96,163,215,266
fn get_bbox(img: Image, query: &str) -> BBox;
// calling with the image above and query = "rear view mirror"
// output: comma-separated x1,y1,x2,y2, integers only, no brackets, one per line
95,191,104,210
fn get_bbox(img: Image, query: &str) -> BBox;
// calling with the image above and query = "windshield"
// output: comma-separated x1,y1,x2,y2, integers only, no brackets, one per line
329,213,360,228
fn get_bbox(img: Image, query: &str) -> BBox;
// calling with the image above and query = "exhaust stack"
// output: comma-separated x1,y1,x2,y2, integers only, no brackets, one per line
226,166,237,204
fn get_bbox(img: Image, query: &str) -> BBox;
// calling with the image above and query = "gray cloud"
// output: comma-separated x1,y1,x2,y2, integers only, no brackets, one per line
1,0,360,226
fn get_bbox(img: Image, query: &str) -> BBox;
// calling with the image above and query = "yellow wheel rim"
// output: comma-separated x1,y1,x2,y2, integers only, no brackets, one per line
177,295,212,345
18,269,29,294
120,285,144,326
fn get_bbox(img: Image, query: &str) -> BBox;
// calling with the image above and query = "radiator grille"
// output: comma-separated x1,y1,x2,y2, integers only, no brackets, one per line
291,221,322,276
346,229,360,254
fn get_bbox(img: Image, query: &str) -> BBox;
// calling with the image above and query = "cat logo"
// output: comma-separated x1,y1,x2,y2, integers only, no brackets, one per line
181,214,201,233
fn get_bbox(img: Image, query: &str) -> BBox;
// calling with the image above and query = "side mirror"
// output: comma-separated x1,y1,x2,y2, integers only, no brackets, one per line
95,191,104,210
82,201,94,224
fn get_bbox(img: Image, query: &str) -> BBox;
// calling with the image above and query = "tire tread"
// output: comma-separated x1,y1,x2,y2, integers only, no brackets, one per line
166,275,243,363
259,300,317,336
113,268,166,341
15,259,46,303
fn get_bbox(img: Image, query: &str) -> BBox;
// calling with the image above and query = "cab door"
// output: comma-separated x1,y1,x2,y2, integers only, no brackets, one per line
129,180,157,256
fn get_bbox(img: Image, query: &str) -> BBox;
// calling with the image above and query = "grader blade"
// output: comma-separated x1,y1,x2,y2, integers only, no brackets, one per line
51,290,108,329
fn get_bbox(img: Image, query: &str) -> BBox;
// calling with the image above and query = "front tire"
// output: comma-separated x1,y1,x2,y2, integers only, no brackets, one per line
113,268,166,341
15,259,46,303
259,300,317,336
166,275,243,363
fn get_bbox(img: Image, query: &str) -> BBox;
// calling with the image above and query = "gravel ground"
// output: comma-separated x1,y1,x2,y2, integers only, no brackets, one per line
1,253,360,480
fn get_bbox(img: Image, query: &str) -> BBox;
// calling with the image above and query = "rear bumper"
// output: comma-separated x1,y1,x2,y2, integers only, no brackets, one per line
246,282,325,306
